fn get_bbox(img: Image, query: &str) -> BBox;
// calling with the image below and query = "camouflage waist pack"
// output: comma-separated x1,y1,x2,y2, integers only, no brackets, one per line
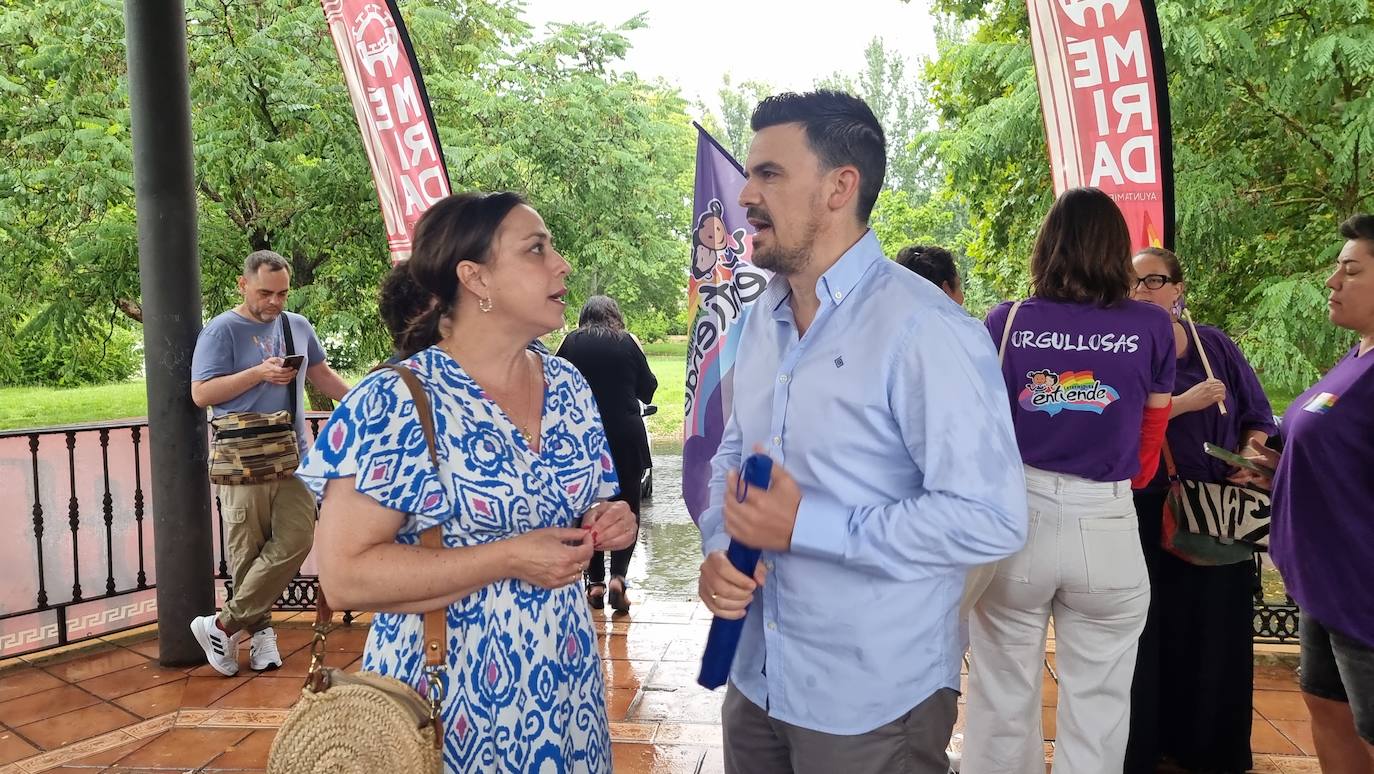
209,411,300,485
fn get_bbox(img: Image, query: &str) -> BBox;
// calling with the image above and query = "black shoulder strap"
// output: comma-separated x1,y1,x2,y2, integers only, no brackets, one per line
281,314,298,421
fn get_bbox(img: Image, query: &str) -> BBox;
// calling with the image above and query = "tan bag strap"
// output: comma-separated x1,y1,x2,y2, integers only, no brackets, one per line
1181,308,1227,416
312,363,446,675
997,300,1025,365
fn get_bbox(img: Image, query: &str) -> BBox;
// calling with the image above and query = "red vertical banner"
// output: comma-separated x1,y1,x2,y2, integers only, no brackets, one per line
319,0,451,262
1027,0,1175,249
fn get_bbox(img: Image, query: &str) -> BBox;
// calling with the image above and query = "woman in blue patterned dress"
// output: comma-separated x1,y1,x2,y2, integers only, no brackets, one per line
296,191,638,774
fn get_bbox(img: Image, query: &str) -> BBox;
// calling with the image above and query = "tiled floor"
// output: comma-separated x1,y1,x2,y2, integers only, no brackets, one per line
0,600,1318,773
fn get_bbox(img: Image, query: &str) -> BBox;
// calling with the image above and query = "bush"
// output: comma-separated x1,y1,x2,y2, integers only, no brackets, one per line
627,308,674,344
6,317,143,387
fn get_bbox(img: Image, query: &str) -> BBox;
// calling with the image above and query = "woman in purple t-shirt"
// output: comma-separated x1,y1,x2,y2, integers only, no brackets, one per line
1124,246,1276,774
963,188,1175,774
1237,214,1374,768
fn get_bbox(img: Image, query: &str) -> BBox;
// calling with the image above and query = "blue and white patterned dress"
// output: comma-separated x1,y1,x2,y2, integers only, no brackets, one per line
296,346,618,773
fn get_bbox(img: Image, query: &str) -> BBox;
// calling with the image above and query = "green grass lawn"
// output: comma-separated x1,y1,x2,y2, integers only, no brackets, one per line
642,336,689,358
646,352,685,452
0,381,150,431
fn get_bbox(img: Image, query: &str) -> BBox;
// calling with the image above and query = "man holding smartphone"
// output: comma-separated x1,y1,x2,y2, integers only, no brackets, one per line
189,250,349,675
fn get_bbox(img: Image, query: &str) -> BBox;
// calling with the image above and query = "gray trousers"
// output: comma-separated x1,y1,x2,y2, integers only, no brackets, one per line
721,682,958,774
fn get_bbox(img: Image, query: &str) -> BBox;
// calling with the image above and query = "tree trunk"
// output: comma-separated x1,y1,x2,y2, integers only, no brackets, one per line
116,298,144,323
305,380,335,412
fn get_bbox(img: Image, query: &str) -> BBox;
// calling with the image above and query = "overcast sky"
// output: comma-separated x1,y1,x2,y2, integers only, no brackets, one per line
518,0,942,115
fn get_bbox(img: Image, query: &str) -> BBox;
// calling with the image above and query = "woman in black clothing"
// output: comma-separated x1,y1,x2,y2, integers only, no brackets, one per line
556,296,658,613
1124,247,1274,774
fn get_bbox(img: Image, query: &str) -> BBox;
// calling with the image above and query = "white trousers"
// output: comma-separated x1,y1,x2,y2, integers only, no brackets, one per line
962,466,1150,774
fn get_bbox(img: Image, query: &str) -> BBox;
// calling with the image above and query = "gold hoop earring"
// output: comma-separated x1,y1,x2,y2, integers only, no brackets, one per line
478,297,494,313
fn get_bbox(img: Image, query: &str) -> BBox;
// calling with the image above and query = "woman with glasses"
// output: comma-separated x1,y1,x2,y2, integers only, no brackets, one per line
963,188,1175,774
1124,247,1275,774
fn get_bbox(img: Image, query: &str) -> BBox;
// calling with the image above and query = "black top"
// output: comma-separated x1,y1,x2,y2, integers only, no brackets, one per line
556,328,658,469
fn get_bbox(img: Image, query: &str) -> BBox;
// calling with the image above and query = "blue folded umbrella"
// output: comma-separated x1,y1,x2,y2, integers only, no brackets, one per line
697,454,772,690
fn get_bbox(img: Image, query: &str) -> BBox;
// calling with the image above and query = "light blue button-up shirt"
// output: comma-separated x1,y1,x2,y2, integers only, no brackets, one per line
699,230,1028,734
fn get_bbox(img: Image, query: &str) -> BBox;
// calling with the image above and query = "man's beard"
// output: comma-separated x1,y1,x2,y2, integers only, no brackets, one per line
245,302,281,323
753,215,819,275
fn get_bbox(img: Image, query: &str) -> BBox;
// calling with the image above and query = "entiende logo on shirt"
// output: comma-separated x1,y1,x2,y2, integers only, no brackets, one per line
1019,369,1120,416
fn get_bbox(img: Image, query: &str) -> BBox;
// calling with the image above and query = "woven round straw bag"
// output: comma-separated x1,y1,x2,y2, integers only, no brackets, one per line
267,365,446,774
267,667,441,773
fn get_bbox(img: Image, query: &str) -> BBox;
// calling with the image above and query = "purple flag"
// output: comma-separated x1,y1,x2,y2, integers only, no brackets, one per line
683,124,770,523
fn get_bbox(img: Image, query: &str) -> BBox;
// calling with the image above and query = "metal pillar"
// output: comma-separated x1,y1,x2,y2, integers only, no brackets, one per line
123,0,215,666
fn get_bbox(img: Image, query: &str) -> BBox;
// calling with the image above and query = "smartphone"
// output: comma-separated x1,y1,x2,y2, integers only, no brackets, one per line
281,354,306,371
1203,442,1274,474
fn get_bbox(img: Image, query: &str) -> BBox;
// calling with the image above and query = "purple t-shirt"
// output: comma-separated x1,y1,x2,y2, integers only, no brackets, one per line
1143,324,1277,489
986,298,1174,482
1270,346,1374,647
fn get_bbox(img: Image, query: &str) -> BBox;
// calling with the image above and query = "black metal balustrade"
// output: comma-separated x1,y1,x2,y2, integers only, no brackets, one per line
1,417,1300,659
0,414,347,659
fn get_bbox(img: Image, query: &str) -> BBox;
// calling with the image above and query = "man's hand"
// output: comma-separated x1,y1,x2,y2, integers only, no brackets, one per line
257,357,296,385
698,550,768,620
722,453,802,552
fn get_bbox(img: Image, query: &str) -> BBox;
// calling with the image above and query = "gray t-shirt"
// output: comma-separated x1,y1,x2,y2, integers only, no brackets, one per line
191,310,327,449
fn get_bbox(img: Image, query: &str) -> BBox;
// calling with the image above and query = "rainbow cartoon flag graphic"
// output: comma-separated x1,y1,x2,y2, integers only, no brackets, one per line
681,124,771,523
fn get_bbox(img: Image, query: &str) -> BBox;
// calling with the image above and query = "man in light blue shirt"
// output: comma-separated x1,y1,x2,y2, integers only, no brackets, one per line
697,91,1028,773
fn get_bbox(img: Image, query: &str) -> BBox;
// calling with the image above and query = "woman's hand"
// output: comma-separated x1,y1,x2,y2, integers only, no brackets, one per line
582,501,638,551
1227,437,1280,490
1176,378,1226,414
506,528,595,589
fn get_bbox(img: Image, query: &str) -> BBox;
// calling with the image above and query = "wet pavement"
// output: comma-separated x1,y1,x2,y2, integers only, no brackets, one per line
622,454,705,600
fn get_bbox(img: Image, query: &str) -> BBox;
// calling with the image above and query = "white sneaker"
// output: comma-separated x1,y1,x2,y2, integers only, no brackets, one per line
249,627,283,671
190,615,241,676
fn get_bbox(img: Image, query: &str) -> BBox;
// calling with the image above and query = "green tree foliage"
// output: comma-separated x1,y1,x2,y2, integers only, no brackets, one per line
430,14,695,342
10,317,142,387
921,0,1374,388
816,37,981,285
0,0,145,384
706,38,969,275
818,37,934,193
1157,0,1373,388
0,0,694,383
699,74,775,163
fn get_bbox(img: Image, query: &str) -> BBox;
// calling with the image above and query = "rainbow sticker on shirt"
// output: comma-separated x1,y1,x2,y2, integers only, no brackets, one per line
1019,369,1120,416
1302,392,1339,414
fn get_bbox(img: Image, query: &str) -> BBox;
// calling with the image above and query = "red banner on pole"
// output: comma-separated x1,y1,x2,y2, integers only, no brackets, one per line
1027,0,1175,249
319,0,451,262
